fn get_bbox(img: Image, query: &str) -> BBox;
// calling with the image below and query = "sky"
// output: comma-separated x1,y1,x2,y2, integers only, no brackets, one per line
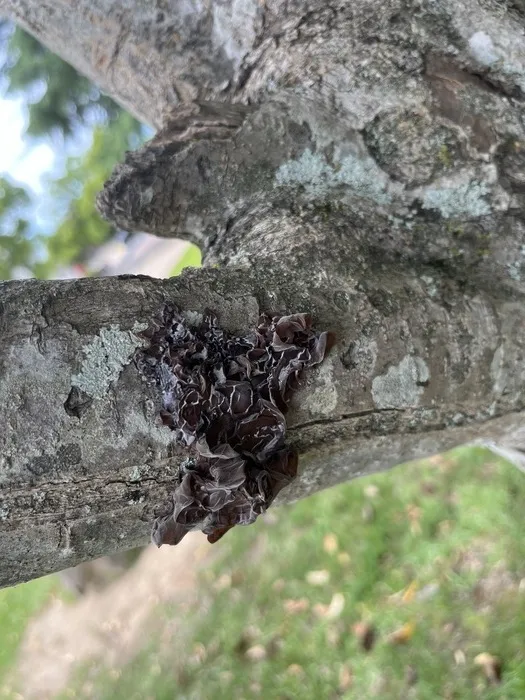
0,91,175,279
0,92,99,244
0,96,55,193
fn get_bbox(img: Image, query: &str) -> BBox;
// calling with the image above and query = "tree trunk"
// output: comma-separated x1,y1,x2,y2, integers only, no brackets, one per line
0,0,524,588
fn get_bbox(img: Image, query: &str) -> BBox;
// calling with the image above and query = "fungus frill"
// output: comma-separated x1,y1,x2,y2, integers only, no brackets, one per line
138,307,329,546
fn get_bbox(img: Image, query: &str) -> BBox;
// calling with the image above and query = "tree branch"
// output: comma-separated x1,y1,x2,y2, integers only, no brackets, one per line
1,236,524,587
1,0,525,587
0,0,265,126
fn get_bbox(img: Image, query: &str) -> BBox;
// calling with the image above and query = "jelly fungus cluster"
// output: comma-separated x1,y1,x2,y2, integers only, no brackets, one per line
138,308,329,546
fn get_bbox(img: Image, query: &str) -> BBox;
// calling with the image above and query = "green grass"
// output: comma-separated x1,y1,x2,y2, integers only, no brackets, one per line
72,447,525,699
0,575,62,692
169,243,202,277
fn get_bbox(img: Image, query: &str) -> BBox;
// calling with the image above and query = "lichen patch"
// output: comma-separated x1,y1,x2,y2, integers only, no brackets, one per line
275,149,393,204
72,324,147,399
420,179,491,219
372,355,430,409
300,358,338,417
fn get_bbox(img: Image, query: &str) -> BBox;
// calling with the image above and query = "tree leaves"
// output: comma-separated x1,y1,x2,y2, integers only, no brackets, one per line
5,27,122,138
0,177,31,279
0,25,145,280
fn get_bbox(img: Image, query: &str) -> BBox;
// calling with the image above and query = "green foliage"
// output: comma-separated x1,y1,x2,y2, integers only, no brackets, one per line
5,27,124,138
0,25,145,280
34,111,142,278
169,244,202,276
0,177,32,279
72,448,525,699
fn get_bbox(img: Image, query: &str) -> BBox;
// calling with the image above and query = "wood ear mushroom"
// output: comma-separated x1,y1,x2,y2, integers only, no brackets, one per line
137,308,330,546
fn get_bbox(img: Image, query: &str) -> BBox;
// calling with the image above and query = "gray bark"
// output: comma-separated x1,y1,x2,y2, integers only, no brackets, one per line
0,0,524,588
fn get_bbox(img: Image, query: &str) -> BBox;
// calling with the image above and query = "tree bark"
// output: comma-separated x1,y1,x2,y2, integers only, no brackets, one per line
0,0,524,588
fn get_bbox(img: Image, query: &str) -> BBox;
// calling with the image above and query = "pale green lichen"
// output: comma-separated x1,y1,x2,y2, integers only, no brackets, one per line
115,410,174,449
506,245,525,282
129,465,143,482
421,275,439,298
490,345,507,395
508,263,521,281
372,355,430,409
72,323,147,399
129,464,150,482
437,144,452,168
300,358,338,416
421,181,491,219
275,149,392,204
467,30,525,93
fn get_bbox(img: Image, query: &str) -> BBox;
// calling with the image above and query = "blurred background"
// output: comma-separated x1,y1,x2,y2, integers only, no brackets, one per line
0,21,524,700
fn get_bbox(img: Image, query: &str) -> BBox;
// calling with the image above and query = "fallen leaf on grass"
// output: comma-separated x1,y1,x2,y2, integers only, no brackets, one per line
323,533,339,554
474,652,502,684
313,593,345,620
237,634,283,664
402,580,418,603
214,573,232,590
245,645,267,662
390,580,438,604
387,622,415,644
364,484,379,498
406,505,422,534
326,593,345,619
454,649,466,665
306,569,330,585
287,664,304,677
416,582,440,601
313,602,328,617
339,664,353,691
283,598,310,614
427,454,457,471
352,621,376,651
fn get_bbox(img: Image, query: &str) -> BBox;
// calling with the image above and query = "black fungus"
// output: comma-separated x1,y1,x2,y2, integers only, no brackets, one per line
137,307,329,546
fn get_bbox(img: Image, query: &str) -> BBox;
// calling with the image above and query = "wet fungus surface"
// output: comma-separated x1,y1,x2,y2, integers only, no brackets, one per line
137,307,329,546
